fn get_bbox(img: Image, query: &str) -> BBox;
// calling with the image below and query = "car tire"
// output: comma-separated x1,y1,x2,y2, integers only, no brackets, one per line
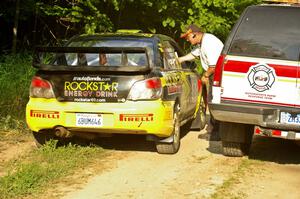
156,104,180,154
191,94,207,130
32,130,55,147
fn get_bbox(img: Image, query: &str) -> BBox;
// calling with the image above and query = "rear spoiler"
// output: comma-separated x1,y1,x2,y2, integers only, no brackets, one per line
33,46,151,72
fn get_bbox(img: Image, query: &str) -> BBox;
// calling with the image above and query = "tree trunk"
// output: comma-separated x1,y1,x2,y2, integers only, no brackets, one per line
12,0,20,54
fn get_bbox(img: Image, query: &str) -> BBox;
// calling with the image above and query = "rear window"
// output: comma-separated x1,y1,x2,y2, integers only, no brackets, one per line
63,52,147,67
228,6,300,61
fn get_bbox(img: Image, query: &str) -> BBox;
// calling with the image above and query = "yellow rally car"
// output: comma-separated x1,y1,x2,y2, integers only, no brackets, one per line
26,32,206,154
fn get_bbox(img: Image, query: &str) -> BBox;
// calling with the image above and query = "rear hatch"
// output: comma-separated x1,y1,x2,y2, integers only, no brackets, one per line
33,40,154,103
221,5,300,108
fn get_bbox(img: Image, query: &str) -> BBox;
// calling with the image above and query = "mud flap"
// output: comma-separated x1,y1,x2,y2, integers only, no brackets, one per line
220,122,253,143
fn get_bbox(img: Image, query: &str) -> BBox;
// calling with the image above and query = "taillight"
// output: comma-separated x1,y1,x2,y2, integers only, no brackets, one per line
146,78,162,89
197,79,202,93
213,54,226,87
127,78,162,101
30,76,55,98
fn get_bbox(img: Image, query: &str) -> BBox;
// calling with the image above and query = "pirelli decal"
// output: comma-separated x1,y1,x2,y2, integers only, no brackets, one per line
119,114,154,122
30,110,60,119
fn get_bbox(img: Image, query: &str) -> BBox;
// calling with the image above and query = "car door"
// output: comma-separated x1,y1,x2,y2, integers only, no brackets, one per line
172,42,199,116
161,41,198,117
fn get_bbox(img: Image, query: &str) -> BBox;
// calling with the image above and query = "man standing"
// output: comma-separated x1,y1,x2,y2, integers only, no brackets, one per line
178,24,223,141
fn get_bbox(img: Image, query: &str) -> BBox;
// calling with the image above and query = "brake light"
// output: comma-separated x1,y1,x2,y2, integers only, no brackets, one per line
213,54,226,87
30,76,55,98
31,77,51,88
127,78,162,101
146,78,162,89
197,79,202,92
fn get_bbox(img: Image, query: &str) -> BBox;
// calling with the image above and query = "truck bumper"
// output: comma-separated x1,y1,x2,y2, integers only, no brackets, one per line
209,102,300,134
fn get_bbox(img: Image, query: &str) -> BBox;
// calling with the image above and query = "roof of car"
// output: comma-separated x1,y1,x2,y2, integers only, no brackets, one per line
72,32,174,42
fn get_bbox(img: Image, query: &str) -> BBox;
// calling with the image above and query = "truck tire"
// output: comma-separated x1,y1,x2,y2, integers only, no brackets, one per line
222,141,245,157
222,141,252,157
191,95,207,130
220,122,253,157
156,104,180,154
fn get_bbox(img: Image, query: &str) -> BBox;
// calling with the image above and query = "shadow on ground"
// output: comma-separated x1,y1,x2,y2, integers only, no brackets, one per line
65,122,192,153
202,132,300,164
248,135,300,164
197,127,223,155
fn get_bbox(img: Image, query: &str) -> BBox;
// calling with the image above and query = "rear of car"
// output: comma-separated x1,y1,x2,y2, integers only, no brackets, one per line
26,33,203,154
209,5,300,156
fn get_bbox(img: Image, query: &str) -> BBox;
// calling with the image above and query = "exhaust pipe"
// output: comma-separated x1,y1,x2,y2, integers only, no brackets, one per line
54,126,73,138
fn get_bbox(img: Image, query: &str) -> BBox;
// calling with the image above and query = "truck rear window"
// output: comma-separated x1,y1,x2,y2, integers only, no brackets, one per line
228,6,300,61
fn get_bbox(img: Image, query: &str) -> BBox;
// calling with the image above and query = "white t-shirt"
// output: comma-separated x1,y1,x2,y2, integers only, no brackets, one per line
191,33,223,71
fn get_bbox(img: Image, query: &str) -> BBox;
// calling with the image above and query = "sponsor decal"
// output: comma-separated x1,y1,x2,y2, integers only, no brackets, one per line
163,72,184,95
119,114,154,122
163,72,181,85
30,110,59,119
64,76,119,100
247,63,276,92
167,85,182,95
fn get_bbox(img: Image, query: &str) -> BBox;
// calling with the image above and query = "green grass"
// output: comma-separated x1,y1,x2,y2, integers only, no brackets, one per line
210,158,265,199
0,140,105,199
0,53,35,132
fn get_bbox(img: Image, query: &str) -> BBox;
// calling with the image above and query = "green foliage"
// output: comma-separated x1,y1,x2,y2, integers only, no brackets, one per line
0,0,263,51
185,0,262,41
0,140,105,199
0,54,35,131
38,0,116,35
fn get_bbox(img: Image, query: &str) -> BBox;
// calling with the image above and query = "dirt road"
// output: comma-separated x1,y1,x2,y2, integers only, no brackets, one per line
60,129,300,199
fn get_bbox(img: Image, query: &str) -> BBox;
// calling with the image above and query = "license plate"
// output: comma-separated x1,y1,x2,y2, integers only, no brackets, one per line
76,113,103,127
280,112,300,124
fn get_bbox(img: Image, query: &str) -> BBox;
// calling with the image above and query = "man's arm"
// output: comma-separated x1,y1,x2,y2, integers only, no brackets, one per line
178,53,195,63
204,66,215,77
201,66,215,85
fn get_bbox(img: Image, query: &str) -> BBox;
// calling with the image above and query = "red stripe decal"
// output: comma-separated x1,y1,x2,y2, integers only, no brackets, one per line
272,130,281,136
224,60,298,78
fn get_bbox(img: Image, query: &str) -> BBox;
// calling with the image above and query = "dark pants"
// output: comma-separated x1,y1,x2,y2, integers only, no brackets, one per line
205,75,220,140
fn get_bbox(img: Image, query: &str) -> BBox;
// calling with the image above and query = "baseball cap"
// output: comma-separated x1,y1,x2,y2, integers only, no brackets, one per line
180,24,202,39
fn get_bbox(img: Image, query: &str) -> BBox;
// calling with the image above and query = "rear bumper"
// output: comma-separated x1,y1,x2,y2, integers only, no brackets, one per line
26,98,174,137
209,102,300,133
255,126,300,140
